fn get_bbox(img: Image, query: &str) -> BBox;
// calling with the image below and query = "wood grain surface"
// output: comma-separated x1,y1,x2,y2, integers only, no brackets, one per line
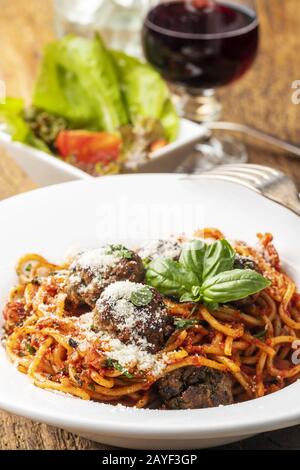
0,0,300,450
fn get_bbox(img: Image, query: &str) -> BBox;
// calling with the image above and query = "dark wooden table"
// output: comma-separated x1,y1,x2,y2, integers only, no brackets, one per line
0,0,300,450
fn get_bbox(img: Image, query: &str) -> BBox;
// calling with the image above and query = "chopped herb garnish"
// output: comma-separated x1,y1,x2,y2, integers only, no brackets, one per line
90,324,97,333
174,318,199,330
88,382,95,391
254,330,266,339
25,263,32,273
130,286,153,307
191,304,199,315
68,338,78,348
142,257,151,268
75,375,83,387
25,342,36,355
106,358,133,378
105,244,133,259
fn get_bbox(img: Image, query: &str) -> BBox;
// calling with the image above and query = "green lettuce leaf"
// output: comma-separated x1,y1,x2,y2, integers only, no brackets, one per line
0,97,50,152
0,97,29,141
159,98,180,142
110,50,179,141
32,34,128,132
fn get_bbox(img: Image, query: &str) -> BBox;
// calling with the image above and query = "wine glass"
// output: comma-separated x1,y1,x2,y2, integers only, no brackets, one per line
142,0,259,169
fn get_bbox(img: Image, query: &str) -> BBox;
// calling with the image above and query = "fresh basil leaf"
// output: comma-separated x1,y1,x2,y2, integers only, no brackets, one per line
146,258,199,298
130,286,153,307
203,239,235,281
142,257,151,268
204,301,219,311
179,240,206,282
201,269,271,304
180,285,203,303
174,318,198,330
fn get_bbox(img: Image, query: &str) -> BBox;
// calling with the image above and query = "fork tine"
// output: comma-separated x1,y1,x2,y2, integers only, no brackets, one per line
208,167,269,179
205,164,285,187
215,164,283,177
203,170,261,186
192,173,260,191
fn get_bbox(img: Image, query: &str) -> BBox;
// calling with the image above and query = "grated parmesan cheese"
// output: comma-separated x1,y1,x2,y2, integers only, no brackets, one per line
138,239,182,261
100,280,142,301
75,310,168,377
73,247,120,273
100,332,167,377
96,281,165,346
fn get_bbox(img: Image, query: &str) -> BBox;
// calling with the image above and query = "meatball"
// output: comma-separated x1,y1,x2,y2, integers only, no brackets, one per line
138,239,182,263
94,281,174,353
157,366,233,409
67,245,145,307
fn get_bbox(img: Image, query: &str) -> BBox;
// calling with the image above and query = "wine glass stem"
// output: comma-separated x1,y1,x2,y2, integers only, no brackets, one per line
183,88,222,123
170,85,222,123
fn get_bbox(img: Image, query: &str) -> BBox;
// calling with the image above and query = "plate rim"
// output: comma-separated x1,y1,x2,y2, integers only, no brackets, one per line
0,173,299,441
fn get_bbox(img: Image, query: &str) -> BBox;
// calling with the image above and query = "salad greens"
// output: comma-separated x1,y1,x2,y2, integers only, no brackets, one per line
33,35,128,132
159,98,180,142
111,50,178,141
0,97,28,141
0,98,49,152
0,34,179,157
146,239,270,307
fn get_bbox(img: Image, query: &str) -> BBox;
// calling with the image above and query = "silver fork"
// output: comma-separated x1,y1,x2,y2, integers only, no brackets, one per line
190,164,300,217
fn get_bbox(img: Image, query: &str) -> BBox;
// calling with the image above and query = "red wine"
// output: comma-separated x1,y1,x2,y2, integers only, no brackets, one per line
142,1,259,89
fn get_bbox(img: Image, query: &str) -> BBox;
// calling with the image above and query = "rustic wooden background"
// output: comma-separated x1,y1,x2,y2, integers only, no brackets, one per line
0,0,300,450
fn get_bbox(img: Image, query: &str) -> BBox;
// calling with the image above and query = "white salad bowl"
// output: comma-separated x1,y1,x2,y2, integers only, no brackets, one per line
0,174,299,449
0,119,206,186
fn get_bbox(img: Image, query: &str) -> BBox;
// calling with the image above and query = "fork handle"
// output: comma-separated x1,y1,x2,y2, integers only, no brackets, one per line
264,193,300,217
183,173,300,217
206,122,300,159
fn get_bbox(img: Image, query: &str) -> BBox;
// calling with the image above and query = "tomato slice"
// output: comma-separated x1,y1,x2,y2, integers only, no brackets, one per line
55,130,122,166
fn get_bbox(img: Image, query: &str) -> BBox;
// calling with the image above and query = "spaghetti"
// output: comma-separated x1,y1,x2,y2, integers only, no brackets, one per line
2,230,300,408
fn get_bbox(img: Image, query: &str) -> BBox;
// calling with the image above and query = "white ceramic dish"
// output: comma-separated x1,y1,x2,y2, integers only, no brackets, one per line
0,119,206,186
0,174,299,450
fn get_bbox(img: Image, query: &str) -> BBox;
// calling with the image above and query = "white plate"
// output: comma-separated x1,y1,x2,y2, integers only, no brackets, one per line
0,174,299,450
0,119,206,186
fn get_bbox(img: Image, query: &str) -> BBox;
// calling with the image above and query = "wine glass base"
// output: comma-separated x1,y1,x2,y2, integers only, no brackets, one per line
170,85,248,172
176,135,248,173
